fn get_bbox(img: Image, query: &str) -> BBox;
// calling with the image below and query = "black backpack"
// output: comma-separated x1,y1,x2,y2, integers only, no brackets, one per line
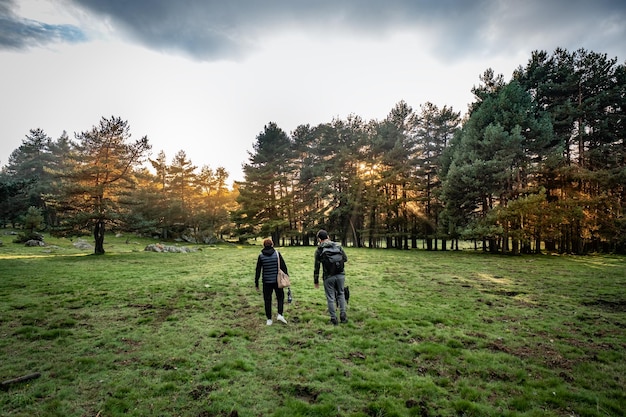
320,245,345,276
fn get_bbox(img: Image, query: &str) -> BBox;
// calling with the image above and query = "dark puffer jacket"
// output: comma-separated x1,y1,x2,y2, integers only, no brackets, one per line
255,247,288,287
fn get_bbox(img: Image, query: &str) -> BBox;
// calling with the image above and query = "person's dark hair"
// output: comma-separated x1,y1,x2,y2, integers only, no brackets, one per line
263,238,273,247
317,229,329,240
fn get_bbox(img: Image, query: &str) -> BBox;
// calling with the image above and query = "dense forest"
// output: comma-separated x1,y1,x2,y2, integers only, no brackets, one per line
1,48,625,254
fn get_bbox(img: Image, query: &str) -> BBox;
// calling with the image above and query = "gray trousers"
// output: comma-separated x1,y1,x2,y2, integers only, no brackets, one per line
323,274,347,321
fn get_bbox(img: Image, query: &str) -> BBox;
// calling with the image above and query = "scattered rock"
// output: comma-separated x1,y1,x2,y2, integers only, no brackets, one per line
181,234,196,243
25,239,45,247
144,243,197,253
73,239,93,250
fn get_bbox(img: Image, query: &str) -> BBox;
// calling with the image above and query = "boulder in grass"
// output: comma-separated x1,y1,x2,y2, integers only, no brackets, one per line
25,239,45,247
73,239,93,250
144,243,196,253
145,243,164,252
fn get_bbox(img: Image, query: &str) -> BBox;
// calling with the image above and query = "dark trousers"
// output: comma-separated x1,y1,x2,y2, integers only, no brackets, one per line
323,274,346,321
262,282,285,319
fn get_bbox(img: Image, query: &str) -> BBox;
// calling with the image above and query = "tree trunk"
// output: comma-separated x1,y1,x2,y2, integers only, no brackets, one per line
94,219,105,255
534,228,542,254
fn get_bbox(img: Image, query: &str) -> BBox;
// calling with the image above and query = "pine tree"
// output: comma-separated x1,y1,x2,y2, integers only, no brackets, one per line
235,122,293,243
54,116,150,254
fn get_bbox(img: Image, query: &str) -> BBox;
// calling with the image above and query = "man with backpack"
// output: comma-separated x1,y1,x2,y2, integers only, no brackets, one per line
313,229,348,325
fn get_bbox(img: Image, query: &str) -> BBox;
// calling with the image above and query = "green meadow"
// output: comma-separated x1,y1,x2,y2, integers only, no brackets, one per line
1,234,624,417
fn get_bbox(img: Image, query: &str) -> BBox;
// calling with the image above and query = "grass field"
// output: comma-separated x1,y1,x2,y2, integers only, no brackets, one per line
1,233,625,416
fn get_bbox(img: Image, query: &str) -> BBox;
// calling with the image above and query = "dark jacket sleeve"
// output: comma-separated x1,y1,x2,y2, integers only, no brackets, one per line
313,246,322,284
255,255,262,287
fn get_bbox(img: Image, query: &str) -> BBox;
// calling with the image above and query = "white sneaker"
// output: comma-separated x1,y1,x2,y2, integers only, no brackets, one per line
266,319,272,326
277,314,287,324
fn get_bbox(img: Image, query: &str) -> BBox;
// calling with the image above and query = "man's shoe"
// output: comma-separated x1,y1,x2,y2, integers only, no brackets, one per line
330,318,338,325
266,319,273,326
277,314,287,324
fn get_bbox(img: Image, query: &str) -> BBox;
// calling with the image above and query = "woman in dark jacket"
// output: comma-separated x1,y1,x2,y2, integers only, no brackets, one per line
255,238,288,325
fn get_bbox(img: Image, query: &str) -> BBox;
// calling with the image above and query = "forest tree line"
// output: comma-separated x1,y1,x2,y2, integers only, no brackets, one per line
0,119,237,254
1,48,625,254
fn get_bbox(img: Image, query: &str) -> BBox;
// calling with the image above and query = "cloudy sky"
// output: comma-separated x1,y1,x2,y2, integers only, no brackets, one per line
1,0,625,184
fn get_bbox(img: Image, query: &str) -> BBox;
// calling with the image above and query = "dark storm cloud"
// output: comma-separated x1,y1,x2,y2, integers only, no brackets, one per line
3,0,625,60
66,0,494,60
67,0,626,62
0,0,86,50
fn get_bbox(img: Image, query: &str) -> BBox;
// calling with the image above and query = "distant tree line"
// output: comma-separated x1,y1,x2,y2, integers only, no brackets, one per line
235,48,625,254
0,117,237,254
1,48,624,254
